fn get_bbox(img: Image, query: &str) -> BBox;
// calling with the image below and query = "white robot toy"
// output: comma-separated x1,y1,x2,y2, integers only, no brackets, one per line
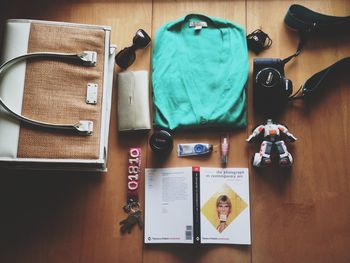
246,119,297,167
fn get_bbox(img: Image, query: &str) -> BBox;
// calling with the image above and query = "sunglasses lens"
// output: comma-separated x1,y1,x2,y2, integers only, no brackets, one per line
115,29,151,69
133,29,151,49
115,48,136,69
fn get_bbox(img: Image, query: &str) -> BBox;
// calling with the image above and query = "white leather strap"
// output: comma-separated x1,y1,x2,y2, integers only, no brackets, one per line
0,51,97,135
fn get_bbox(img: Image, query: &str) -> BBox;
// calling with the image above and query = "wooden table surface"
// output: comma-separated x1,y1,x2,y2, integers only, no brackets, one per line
0,0,349,262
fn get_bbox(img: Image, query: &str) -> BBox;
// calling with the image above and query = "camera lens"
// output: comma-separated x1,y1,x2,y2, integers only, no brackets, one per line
256,68,282,88
149,130,173,156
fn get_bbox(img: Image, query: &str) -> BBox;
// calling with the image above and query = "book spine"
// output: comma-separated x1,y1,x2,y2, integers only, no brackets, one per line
192,166,201,244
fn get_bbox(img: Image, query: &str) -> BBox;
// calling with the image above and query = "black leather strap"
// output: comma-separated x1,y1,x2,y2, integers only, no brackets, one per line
283,5,350,99
300,57,350,98
284,4,350,33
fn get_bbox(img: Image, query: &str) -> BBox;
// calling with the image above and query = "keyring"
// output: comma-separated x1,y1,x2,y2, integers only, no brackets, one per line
130,202,141,213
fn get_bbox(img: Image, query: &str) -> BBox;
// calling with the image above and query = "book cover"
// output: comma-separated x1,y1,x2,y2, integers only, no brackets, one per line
144,167,250,245
199,167,250,244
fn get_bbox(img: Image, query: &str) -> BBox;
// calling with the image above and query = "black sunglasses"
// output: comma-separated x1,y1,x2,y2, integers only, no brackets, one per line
115,29,151,69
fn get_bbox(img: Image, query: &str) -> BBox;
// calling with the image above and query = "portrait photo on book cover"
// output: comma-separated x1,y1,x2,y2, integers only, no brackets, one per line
201,183,248,233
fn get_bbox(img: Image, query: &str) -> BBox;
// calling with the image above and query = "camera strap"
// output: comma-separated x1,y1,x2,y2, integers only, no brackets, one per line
290,57,350,100
282,4,350,99
283,4,350,64
284,4,350,34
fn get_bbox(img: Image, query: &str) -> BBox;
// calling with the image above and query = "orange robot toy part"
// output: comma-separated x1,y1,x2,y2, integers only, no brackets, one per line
246,119,297,167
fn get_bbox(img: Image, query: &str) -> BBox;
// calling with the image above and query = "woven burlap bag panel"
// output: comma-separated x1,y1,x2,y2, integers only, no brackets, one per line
17,22,105,159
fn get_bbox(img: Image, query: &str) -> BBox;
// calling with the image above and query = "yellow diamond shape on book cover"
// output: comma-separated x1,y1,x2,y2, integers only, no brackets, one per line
201,184,248,232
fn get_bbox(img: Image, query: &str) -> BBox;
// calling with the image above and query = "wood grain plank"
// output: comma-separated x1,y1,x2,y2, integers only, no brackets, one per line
0,1,152,263
0,0,349,263
149,0,249,178
145,2,250,263
246,1,350,262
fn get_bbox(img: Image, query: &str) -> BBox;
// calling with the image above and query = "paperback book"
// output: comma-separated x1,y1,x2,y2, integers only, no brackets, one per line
144,167,250,244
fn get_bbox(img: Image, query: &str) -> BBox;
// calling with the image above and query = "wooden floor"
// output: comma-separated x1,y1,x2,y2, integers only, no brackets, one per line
0,0,349,262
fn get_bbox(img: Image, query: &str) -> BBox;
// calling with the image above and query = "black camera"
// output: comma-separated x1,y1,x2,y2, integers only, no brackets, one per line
253,58,293,113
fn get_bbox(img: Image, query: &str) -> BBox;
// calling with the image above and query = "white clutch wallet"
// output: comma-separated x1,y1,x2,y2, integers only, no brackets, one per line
117,70,151,131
